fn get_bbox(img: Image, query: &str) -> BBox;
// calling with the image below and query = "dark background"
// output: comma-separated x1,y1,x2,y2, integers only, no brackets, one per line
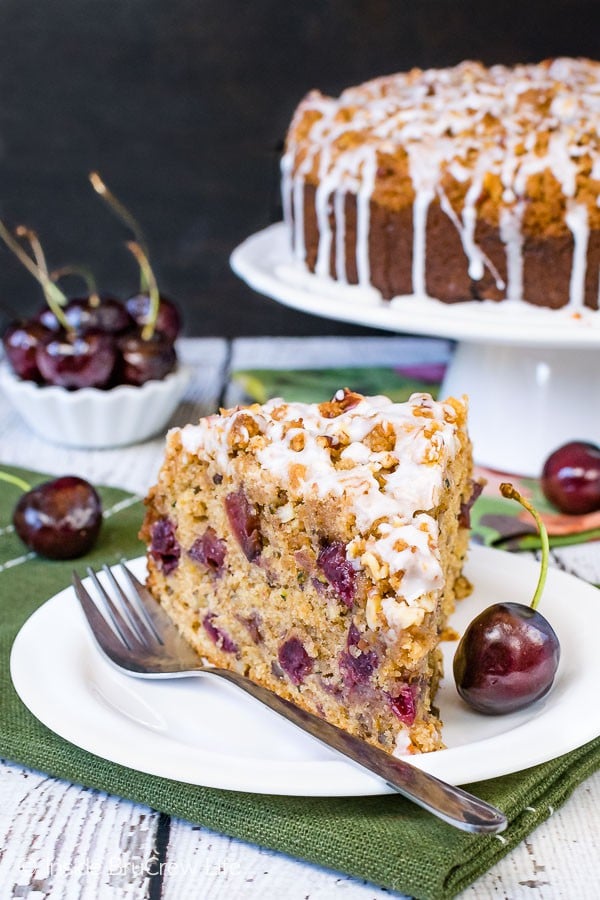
0,0,598,338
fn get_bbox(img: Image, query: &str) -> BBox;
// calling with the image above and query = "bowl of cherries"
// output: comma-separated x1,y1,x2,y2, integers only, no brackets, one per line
0,175,190,449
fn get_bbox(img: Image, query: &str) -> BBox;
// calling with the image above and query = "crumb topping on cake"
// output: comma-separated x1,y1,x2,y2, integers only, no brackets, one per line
283,58,600,307
178,389,464,634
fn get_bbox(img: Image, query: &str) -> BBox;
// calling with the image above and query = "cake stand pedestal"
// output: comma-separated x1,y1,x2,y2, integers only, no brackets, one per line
440,342,600,476
231,223,600,477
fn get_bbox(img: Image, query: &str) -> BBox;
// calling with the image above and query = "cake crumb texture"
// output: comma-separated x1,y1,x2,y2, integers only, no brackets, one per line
141,390,475,755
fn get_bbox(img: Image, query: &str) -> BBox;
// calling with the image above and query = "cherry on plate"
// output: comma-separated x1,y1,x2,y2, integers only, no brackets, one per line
454,483,560,715
453,601,560,714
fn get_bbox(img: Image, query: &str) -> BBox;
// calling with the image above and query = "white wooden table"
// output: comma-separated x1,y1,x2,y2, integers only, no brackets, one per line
1,336,599,900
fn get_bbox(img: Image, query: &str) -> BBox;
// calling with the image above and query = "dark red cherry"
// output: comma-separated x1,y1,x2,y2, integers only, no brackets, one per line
13,475,102,559
189,527,227,575
203,613,238,653
225,489,262,561
454,483,560,715
541,440,600,515
388,684,418,726
278,637,313,685
317,541,356,607
35,304,63,332
36,296,132,336
65,296,132,335
35,330,117,389
149,517,180,573
339,624,378,686
116,328,177,386
125,293,181,342
2,319,51,381
453,602,560,714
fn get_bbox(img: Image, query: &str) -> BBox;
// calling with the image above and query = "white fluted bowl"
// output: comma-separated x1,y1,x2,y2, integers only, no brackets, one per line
0,362,191,448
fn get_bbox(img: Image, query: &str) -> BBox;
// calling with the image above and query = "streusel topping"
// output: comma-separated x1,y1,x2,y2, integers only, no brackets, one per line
178,390,466,632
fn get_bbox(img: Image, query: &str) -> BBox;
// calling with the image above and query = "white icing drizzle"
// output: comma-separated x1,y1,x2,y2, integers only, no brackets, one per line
438,184,506,291
285,94,335,262
333,189,347,282
314,146,335,277
461,176,505,289
280,153,293,232
291,175,306,261
499,204,525,301
283,58,600,309
178,392,464,635
566,202,590,309
412,188,433,297
460,180,485,281
355,149,378,286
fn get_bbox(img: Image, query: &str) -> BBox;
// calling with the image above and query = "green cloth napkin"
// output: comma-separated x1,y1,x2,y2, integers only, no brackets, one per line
1,464,599,900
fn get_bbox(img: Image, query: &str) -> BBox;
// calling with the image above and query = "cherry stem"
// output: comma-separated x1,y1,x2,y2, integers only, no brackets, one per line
89,172,149,292
126,241,159,340
50,265,101,307
15,226,51,282
500,482,549,611
0,221,71,332
0,471,31,492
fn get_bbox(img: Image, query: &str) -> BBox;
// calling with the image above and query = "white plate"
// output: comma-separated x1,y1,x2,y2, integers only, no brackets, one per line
10,547,600,796
230,223,600,349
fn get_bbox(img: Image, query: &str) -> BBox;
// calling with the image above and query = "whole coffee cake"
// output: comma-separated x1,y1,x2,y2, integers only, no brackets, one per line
141,390,475,755
282,58,600,310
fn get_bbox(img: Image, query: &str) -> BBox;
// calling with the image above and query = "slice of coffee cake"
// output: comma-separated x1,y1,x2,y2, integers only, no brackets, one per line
141,389,474,755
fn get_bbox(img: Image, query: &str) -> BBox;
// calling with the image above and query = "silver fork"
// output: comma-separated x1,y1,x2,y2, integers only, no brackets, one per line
73,563,507,834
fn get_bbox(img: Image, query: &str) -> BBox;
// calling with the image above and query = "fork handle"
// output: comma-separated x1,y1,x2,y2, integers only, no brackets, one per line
205,668,507,834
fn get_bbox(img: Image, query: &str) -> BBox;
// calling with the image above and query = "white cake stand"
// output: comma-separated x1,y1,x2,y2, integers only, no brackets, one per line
231,223,600,476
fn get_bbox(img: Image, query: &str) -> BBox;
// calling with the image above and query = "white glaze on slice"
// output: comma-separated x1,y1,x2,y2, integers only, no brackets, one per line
179,392,465,635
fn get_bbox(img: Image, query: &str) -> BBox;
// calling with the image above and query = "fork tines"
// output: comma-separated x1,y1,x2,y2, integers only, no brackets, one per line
73,563,160,655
